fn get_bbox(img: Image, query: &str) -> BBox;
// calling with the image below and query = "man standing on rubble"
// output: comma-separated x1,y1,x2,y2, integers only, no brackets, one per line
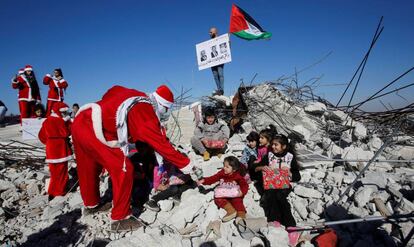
72,85,195,231
209,27,225,96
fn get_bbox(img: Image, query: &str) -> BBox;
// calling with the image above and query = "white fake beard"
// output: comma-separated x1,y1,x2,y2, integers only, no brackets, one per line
150,93,171,122
157,103,171,122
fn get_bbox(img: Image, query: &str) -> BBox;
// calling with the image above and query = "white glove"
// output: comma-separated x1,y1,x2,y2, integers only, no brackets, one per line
180,161,193,174
180,159,200,181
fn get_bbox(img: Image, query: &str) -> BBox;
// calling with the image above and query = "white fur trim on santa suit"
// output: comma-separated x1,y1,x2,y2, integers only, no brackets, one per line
24,67,33,71
48,98,61,102
46,155,73,163
45,74,66,101
110,214,132,222
19,75,33,101
76,103,119,148
180,161,194,174
76,97,152,172
153,92,173,108
76,97,151,151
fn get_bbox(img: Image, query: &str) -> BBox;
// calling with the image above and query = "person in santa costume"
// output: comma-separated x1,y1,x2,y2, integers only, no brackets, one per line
71,84,195,231
43,68,68,116
38,102,73,201
11,65,42,123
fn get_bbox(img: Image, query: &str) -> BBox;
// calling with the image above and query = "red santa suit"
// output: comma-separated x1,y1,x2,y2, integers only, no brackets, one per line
43,74,68,116
38,102,73,197
72,85,192,221
11,65,42,122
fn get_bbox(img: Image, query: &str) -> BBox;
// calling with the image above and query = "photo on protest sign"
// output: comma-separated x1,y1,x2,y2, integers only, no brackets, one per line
196,33,232,71
22,118,45,140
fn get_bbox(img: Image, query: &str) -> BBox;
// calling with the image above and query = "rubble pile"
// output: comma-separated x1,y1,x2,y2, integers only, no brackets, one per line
0,83,413,246
241,83,414,245
108,150,290,247
0,155,88,246
0,141,292,247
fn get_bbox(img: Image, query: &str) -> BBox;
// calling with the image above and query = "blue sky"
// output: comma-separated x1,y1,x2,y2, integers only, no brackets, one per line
1,0,413,114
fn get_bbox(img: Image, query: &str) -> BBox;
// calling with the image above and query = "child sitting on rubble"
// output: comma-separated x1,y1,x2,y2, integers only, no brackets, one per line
240,131,259,168
252,134,301,245
256,125,277,163
144,161,197,212
248,125,277,195
197,156,248,222
239,131,260,183
190,107,230,161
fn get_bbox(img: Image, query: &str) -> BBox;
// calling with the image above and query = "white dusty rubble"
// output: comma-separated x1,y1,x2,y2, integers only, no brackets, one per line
304,102,327,115
1,83,413,247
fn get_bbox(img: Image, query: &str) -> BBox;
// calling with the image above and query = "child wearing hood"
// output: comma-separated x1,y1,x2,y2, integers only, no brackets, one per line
191,107,230,161
38,102,73,201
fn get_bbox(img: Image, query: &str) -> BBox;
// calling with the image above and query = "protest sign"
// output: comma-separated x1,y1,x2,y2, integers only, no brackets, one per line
196,33,232,70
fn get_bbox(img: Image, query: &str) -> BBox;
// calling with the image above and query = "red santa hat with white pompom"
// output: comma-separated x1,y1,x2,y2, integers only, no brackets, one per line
153,85,174,109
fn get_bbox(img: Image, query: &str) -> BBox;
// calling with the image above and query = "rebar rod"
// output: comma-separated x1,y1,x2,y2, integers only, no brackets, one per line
349,82,414,108
345,26,384,112
350,66,414,111
292,213,414,232
336,16,384,107
298,157,413,163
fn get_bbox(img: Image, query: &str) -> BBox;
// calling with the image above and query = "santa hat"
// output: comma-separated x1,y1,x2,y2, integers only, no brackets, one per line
52,102,69,118
24,65,33,72
153,85,174,108
18,68,25,75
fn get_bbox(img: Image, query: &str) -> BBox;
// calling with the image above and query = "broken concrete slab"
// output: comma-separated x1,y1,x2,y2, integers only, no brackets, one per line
294,185,322,199
292,198,308,219
292,125,311,142
325,172,344,186
304,102,327,115
67,193,83,209
353,122,367,139
354,186,376,208
368,135,383,151
0,180,15,192
25,180,40,197
342,146,374,170
241,122,253,134
159,200,174,212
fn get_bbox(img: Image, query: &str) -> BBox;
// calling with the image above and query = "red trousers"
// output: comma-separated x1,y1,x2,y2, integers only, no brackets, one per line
72,109,134,220
18,101,35,123
46,100,58,116
48,162,68,196
215,197,246,212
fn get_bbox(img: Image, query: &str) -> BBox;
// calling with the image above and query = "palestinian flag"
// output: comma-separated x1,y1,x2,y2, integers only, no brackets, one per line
229,4,272,40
